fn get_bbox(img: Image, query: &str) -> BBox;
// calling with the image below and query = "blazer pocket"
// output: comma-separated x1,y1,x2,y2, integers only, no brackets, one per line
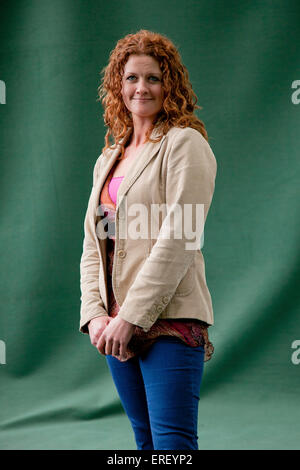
174,263,195,296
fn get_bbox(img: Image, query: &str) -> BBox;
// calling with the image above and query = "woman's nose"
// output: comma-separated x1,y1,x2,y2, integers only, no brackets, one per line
136,79,148,93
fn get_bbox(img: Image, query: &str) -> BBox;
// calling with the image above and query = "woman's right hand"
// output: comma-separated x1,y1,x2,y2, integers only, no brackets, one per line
88,316,112,351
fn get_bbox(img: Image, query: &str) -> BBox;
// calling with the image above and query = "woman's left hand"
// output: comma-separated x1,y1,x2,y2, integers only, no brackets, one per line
96,315,135,360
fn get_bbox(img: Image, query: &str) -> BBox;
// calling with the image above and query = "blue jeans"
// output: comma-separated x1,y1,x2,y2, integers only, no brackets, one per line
105,335,205,450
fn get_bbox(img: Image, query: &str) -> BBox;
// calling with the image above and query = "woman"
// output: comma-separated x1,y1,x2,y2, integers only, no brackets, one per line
79,30,217,450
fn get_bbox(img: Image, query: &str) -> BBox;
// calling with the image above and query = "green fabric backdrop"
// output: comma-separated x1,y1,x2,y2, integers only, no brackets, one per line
0,0,299,450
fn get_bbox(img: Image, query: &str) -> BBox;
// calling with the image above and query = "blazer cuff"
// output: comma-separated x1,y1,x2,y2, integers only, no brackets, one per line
117,309,153,333
79,310,108,334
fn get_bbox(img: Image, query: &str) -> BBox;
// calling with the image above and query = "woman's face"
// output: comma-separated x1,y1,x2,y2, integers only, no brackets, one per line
121,54,164,123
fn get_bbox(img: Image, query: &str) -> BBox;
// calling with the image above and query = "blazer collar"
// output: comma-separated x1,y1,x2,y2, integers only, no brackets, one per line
93,124,167,215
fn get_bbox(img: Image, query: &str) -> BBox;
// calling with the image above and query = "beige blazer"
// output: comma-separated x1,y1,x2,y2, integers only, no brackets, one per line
79,125,217,334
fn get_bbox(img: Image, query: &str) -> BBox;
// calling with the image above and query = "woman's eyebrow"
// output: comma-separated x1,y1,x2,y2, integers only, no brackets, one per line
125,71,162,76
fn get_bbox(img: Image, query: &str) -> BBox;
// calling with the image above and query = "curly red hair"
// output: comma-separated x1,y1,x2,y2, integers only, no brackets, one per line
97,29,208,159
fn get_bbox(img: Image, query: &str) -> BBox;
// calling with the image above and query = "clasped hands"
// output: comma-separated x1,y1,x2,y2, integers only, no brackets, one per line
88,315,135,362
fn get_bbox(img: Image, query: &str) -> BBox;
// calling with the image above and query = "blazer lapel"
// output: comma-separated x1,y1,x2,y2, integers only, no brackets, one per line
92,125,167,218
91,129,131,218
116,125,167,209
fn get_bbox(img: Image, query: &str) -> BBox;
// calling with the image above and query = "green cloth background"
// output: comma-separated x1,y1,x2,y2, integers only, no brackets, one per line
0,0,299,450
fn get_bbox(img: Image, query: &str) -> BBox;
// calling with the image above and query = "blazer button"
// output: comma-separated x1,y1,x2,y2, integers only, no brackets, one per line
162,296,170,305
117,249,126,258
156,305,164,313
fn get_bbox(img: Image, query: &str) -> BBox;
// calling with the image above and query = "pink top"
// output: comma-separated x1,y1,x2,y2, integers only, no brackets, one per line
108,176,124,204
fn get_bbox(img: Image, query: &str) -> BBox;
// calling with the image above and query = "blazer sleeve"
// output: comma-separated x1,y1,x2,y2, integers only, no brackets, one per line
117,127,217,332
79,156,108,334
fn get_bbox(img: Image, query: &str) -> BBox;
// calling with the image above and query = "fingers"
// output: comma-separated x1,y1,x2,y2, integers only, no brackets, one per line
93,317,131,361
112,340,120,358
97,335,128,361
89,319,111,348
90,328,104,347
96,334,106,355
119,341,127,359
112,341,128,361
119,350,129,361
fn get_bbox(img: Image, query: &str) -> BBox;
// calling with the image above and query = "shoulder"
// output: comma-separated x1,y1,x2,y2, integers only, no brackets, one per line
164,126,212,153
163,126,217,177
166,126,206,141
91,141,120,185
91,152,106,186
93,145,114,172
165,126,216,167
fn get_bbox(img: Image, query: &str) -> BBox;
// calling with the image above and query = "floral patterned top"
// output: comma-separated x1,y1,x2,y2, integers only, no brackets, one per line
97,161,214,362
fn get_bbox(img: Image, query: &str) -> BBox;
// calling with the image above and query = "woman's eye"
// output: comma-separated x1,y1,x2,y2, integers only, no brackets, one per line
126,75,160,82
